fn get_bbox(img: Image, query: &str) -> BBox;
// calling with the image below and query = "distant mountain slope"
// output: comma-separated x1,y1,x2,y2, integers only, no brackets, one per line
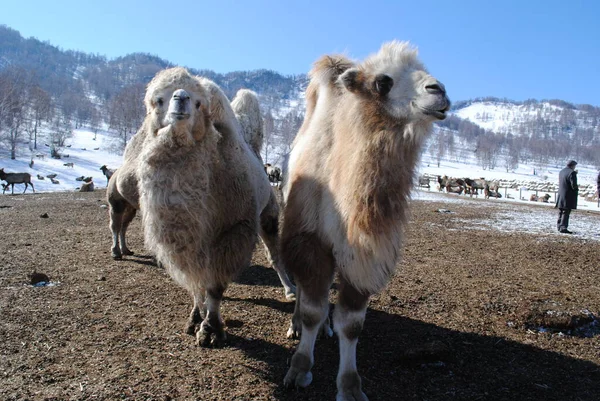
1,24,599,171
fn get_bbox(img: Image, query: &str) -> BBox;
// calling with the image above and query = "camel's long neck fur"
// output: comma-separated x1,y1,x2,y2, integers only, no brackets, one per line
333,96,429,245
138,123,220,273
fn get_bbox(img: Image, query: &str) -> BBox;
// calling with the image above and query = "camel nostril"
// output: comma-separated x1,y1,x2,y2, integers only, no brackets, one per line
425,84,445,95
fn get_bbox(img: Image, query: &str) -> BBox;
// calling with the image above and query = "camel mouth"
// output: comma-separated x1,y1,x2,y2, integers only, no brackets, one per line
413,101,449,120
169,112,190,121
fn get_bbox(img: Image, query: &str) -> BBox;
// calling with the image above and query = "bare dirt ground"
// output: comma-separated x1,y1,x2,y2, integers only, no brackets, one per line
1,190,599,401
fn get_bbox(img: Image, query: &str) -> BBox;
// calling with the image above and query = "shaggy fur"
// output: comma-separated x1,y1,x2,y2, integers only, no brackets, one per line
231,89,264,157
106,70,294,302
281,41,450,400
127,68,294,347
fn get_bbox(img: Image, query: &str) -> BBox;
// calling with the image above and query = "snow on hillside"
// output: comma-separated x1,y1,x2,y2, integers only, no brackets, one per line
0,130,123,193
1,126,599,217
453,100,594,134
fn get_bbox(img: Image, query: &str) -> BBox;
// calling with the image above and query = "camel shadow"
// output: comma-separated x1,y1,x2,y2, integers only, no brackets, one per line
228,297,600,401
234,263,290,288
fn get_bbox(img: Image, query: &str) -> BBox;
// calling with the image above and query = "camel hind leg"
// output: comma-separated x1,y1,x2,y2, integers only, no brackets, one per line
259,192,296,300
109,200,136,259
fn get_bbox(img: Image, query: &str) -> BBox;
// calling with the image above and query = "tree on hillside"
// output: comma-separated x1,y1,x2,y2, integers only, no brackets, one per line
49,115,73,151
279,108,303,155
476,132,503,170
108,83,145,151
25,85,53,150
0,67,30,159
262,109,276,163
503,134,520,172
89,107,102,140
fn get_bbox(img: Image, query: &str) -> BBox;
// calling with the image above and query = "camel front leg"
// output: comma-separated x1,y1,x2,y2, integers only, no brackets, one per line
197,285,227,348
186,289,206,335
333,278,370,401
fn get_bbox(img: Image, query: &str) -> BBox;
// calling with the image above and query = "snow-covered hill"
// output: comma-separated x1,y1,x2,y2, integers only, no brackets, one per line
0,130,123,194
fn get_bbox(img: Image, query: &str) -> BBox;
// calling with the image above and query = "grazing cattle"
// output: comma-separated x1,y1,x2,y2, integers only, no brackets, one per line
417,175,430,188
0,168,35,194
464,177,486,197
530,193,550,203
79,180,94,192
281,42,450,400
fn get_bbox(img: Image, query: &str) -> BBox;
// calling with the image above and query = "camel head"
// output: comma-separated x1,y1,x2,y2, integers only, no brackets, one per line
339,41,450,123
144,67,212,145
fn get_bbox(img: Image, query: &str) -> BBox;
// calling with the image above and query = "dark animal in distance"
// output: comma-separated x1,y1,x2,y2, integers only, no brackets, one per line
99,165,115,185
63,162,74,168
0,168,35,194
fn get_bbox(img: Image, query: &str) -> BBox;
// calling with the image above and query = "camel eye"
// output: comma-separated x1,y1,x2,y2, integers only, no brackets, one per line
157,98,164,107
195,101,201,109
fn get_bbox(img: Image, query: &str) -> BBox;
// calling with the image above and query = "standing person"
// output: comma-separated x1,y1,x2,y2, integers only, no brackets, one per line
596,171,600,207
555,160,579,234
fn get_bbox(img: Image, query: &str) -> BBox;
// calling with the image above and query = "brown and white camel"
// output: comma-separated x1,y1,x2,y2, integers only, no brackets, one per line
106,68,294,304
281,41,450,400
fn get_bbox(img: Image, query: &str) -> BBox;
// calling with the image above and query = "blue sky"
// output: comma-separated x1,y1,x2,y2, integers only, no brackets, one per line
2,0,599,105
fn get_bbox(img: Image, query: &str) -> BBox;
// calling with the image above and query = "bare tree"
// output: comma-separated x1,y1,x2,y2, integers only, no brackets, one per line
279,108,303,156
0,67,30,159
262,109,275,163
108,83,145,151
26,85,53,150
49,115,73,155
89,107,102,140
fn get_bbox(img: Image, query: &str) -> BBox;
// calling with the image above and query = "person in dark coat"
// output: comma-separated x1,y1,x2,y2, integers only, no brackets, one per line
555,160,579,234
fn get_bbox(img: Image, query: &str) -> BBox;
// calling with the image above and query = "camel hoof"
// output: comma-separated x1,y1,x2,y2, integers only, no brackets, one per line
185,323,200,336
336,391,369,401
284,287,296,301
284,367,313,389
286,321,301,339
337,372,368,401
196,320,226,347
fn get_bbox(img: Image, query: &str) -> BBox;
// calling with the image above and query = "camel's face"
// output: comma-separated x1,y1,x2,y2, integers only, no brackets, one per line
340,41,450,122
373,63,450,122
145,68,211,143
406,69,450,121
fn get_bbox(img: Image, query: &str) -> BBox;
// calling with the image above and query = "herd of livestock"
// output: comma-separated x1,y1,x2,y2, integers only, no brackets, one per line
418,172,599,203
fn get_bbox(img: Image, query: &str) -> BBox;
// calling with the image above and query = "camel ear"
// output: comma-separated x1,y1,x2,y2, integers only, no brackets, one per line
373,74,394,97
340,68,365,93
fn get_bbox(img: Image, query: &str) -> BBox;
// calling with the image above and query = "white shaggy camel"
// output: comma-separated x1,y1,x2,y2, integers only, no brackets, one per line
107,70,295,302
132,68,294,346
281,41,450,400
